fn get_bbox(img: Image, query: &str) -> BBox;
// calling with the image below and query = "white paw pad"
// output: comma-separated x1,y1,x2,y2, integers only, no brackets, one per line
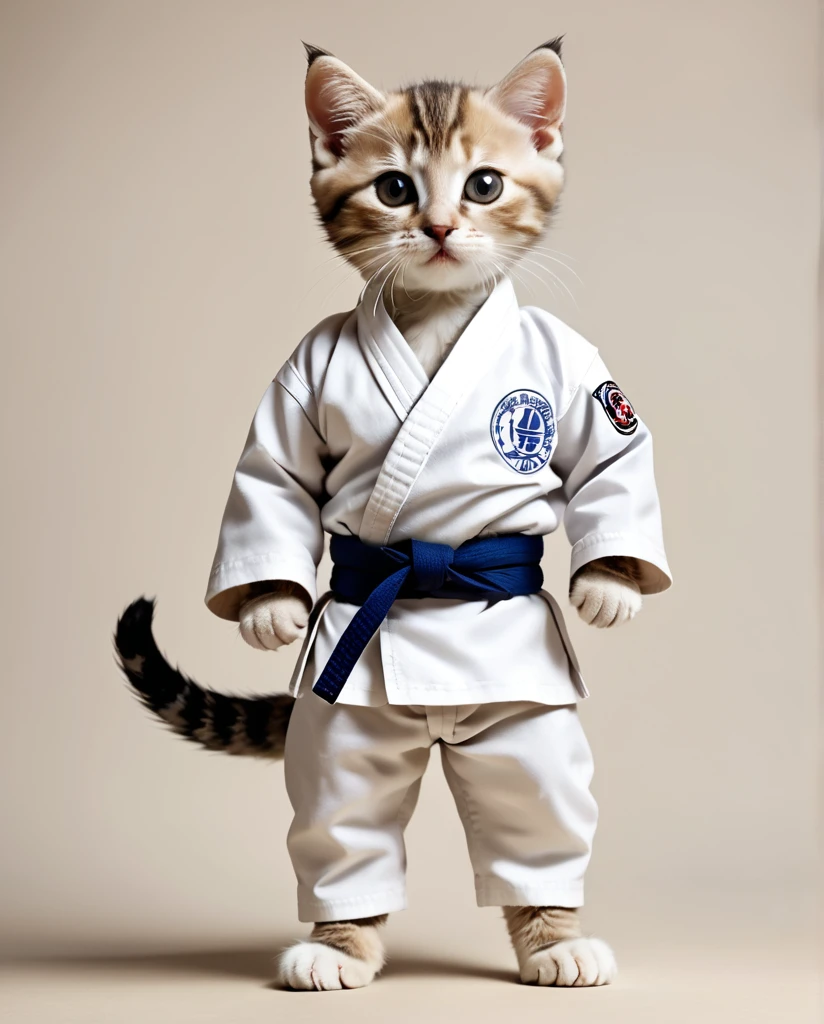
278,941,377,991
520,937,617,987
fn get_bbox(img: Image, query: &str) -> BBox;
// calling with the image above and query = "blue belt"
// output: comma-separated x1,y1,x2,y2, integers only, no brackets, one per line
311,534,544,704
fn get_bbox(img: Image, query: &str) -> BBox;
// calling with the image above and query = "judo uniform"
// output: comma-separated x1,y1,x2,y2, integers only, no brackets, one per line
205,276,671,920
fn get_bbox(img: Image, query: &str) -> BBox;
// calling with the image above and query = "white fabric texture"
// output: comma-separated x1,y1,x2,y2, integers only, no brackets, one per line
283,693,598,922
205,275,671,705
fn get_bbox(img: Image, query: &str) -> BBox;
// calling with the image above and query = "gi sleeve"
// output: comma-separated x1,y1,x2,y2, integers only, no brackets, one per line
552,353,672,595
204,362,327,621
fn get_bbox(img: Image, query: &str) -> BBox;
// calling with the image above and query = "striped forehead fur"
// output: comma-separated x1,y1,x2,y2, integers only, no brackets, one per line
405,81,468,153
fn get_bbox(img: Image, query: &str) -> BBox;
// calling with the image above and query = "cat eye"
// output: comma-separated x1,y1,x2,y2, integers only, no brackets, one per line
464,169,504,204
374,172,418,207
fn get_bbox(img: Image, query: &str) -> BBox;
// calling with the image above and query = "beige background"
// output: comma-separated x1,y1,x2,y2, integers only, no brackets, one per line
0,1,819,1021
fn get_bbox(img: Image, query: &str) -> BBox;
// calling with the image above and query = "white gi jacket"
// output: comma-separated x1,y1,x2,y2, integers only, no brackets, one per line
205,277,671,707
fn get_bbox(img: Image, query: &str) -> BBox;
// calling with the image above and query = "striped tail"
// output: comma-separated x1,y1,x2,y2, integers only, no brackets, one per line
114,597,294,759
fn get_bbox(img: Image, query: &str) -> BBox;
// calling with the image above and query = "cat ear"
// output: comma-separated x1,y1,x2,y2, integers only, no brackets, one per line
487,40,566,155
304,44,385,163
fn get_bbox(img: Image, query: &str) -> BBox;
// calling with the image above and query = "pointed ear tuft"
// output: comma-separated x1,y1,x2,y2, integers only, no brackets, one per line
540,36,564,62
305,55,385,162
487,45,567,154
303,42,334,67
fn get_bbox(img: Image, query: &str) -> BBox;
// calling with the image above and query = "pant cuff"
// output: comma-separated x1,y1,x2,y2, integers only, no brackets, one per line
475,879,585,909
297,886,408,923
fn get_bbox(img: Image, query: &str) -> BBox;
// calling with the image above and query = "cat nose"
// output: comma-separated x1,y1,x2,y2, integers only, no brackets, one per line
423,224,455,245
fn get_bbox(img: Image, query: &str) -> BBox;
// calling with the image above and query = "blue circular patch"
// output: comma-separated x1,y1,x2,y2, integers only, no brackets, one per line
491,389,556,474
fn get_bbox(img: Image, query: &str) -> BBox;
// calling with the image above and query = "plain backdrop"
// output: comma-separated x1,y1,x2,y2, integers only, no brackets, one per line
0,1,819,1020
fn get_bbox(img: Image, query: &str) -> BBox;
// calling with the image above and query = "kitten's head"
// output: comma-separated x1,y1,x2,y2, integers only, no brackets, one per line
305,42,566,295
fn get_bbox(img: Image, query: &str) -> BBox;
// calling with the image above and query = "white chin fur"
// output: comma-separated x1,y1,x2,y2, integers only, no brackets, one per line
400,259,494,293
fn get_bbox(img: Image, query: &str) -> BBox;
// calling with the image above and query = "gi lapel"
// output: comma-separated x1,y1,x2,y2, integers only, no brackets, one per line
356,286,429,422
359,276,520,545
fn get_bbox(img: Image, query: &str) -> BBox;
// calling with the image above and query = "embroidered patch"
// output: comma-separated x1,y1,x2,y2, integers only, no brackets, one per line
592,380,638,435
491,390,556,474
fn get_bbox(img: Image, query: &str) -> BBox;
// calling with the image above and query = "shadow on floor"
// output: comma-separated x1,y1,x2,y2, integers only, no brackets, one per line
14,943,516,986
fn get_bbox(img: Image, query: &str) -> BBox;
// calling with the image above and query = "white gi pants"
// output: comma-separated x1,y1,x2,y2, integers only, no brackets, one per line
284,694,598,923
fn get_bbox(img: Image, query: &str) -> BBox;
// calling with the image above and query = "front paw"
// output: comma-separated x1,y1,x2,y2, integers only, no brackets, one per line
570,570,641,628
239,593,309,651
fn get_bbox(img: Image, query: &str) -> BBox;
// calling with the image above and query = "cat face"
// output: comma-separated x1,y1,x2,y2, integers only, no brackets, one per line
305,43,567,295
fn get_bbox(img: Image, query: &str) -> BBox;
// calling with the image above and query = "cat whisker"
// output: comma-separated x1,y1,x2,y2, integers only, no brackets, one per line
503,251,579,293
319,250,398,309
371,254,404,316
491,253,559,304
306,244,397,299
322,241,397,266
490,258,534,299
513,256,578,307
492,247,582,306
494,241,577,263
398,259,429,304
387,258,408,315
495,243,582,283
494,238,581,264
530,244,579,262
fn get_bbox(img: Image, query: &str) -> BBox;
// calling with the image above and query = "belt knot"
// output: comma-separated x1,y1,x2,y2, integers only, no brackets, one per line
409,539,453,592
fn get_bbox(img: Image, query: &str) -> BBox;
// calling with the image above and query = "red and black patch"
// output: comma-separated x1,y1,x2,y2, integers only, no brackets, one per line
592,381,638,435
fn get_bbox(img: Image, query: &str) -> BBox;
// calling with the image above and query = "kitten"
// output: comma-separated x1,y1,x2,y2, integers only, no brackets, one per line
116,39,637,990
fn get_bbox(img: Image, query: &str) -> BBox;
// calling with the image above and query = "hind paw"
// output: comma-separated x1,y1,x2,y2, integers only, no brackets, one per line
278,941,378,991
520,937,617,986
